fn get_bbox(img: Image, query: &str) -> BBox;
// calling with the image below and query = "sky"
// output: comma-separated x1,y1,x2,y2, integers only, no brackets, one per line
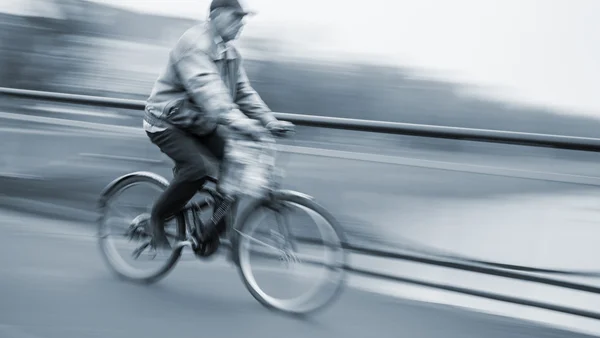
3,0,600,118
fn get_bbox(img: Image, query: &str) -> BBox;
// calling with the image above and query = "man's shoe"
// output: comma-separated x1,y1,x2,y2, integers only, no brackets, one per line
195,235,220,258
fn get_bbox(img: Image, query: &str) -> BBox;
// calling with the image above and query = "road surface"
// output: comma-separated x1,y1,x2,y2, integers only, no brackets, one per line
0,210,594,338
3,99,600,269
4,100,600,336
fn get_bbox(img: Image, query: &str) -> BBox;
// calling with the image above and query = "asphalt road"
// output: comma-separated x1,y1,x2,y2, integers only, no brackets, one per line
3,99,600,336
0,210,594,338
1,134,597,253
2,98,600,265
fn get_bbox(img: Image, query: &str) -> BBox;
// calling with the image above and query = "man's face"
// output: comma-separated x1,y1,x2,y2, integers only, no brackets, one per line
213,8,247,42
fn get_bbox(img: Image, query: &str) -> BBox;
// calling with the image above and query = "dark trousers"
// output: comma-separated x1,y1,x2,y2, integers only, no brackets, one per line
146,127,227,243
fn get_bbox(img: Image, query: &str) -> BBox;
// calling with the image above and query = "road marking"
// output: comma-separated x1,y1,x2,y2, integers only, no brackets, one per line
0,126,116,138
0,111,142,136
30,103,129,119
0,172,43,180
1,209,598,337
0,127,143,140
277,144,600,186
2,111,600,186
73,146,600,188
348,275,600,337
79,153,164,164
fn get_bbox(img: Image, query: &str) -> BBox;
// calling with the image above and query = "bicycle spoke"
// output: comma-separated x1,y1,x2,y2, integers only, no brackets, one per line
235,229,286,255
164,230,178,240
102,216,132,237
131,240,151,259
110,205,137,221
250,208,269,227
274,207,297,252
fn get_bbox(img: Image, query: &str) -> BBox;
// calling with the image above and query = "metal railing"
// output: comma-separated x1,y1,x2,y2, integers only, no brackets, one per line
3,86,600,152
4,86,600,320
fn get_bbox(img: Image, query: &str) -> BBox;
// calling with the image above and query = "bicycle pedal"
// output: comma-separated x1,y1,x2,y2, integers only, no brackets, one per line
174,240,195,250
194,237,220,258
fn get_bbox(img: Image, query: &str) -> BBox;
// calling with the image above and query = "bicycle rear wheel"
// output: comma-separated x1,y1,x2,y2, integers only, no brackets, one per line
97,172,186,284
234,190,347,315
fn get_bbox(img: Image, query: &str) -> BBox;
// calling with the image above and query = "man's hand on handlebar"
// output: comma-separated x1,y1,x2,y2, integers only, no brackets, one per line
266,120,295,137
229,119,295,141
229,119,267,141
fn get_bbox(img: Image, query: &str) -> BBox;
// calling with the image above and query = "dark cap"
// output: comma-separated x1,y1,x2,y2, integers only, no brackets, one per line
210,0,256,16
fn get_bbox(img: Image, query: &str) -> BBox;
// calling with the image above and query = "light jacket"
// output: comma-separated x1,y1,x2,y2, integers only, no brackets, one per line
143,22,276,135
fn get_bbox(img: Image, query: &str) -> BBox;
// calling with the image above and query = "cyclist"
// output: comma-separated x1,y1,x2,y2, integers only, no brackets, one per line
143,0,294,251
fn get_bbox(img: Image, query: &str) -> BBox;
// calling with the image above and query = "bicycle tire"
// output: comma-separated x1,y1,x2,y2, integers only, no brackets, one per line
233,189,348,315
97,171,186,285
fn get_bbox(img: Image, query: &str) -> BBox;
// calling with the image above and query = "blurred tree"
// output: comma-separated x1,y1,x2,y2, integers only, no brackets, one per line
1,1,598,137
0,0,87,90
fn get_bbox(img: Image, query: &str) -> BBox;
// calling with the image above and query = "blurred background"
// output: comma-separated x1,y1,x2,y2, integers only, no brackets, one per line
2,1,600,337
2,0,600,133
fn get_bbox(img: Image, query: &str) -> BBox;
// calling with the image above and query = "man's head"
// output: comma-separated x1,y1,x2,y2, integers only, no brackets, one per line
209,0,255,42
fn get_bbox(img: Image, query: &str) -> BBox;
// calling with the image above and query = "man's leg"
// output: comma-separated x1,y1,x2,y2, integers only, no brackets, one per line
149,175,203,248
186,126,230,242
147,128,221,249
199,126,234,237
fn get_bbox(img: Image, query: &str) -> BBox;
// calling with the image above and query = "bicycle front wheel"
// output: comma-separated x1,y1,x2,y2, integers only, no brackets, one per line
234,190,347,315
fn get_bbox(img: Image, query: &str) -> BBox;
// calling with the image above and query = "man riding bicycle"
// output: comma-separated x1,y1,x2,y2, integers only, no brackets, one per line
143,0,294,251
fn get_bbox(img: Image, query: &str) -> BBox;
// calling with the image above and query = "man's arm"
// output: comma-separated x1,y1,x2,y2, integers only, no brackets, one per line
174,49,248,127
235,62,277,127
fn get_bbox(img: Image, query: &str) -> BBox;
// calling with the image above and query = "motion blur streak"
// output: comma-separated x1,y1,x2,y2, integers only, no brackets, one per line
1,1,600,337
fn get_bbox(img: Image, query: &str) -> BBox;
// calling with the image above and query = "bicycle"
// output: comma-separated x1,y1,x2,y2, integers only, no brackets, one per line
96,128,348,315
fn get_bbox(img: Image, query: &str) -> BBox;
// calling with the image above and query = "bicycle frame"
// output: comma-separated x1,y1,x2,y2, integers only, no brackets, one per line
174,186,292,253
150,131,293,253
